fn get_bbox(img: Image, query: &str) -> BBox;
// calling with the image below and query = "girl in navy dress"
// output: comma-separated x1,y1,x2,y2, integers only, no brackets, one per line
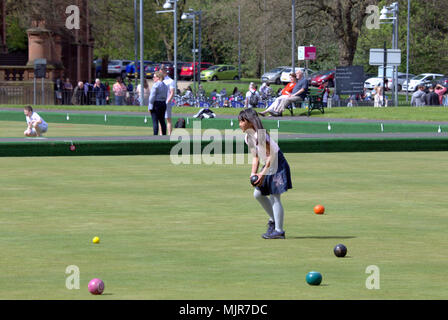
238,109,292,239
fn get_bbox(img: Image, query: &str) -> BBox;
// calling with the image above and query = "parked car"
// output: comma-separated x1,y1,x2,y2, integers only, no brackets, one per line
364,72,415,91
126,60,153,78
107,59,132,79
402,73,445,92
180,62,214,80
261,66,289,85
200,65,239,81
280,67,316,84
434,76,448,88
310,69,335,87
157,61,186,79
144,63,159,79
155,62,174,78
388,73,416,91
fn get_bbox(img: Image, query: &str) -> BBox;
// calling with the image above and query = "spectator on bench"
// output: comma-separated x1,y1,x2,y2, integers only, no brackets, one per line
276,69,309,114
259,73,297,117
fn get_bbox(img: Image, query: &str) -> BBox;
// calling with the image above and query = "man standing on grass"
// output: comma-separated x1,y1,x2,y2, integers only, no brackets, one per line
23,105,48,137
160,65,175,135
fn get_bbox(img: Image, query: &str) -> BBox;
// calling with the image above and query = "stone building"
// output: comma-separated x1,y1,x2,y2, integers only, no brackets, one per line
0,0,94,104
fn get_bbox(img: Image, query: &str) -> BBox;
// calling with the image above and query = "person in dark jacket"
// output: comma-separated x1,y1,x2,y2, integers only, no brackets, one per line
72,81,86,105
425,85,440,106
93,78,107,105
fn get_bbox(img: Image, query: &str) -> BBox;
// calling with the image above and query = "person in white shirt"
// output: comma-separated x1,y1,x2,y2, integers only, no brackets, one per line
238,108,292,239
23,105,48,137
160,65,176,135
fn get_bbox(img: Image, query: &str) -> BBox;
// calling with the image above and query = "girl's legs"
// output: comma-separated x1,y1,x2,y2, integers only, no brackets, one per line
270,194,284,232
254,188,274,222
254,189,285,238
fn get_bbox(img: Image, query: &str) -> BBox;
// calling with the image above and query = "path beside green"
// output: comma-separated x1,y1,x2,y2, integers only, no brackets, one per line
3,105,448,122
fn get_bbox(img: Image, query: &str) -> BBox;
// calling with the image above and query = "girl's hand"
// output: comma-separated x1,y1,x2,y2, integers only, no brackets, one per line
253,174,264,187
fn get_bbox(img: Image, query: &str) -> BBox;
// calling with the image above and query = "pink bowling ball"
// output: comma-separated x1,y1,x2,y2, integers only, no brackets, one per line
88,278,105,295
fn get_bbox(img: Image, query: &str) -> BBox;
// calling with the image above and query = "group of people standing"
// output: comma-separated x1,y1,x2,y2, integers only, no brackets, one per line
54,76,137,106
146,66,175,136
410,84,447,107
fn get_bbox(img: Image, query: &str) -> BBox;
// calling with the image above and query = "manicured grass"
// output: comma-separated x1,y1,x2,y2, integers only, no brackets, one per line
3,104,448,122
0,121,154,138
0,153,447,299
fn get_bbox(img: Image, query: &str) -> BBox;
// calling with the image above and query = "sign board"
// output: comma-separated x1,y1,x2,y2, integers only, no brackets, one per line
378,66,395,78
335,66,365,95
369,49,401,66
34,58,47,78
298,46,316,61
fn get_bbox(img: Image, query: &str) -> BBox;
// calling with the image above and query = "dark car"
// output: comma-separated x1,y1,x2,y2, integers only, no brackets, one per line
155,62,173,78
157,61,185,79
144,63,159,79
310,70,335,87
435,76,448,88
126,60,153,78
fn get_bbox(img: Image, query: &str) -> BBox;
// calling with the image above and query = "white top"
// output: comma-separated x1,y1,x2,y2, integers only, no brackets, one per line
374,93,388,107
26,112,47,127
163,76,175,105
244,129,280,173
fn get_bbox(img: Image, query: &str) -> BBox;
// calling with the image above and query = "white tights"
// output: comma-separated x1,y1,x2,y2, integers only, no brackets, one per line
253,189,284,232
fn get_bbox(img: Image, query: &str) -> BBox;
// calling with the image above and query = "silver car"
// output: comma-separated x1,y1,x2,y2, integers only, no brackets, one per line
107,59,132,79
261,66,289,85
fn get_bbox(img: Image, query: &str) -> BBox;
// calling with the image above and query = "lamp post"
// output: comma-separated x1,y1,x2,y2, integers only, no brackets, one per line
157,0,178,93
238,4,241,80
139,0,144,106
134,0,138,94
406,0,410,103
291,0,295,71
380,2,399,107
182,10,202,95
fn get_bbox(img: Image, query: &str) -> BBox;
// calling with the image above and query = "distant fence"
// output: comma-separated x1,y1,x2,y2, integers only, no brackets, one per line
0,85,54,105
0,85,139,106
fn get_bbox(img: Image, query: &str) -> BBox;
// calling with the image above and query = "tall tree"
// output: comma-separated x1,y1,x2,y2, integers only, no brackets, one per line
301,0,379,66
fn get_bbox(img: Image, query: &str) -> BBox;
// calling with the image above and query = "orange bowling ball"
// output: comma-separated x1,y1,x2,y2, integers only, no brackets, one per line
314,205,325,215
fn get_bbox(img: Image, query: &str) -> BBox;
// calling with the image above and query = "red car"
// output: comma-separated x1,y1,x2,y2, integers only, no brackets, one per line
310,69,335,87
180,62,213,80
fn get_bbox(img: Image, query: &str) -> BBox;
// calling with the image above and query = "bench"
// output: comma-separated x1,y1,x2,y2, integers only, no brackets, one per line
282,87,326,116
306,87,325,117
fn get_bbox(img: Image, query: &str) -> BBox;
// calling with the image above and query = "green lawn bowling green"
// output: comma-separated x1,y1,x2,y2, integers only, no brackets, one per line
0,152,446,299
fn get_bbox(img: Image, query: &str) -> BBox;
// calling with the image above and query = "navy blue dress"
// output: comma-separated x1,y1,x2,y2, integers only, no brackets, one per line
257,150,292,196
